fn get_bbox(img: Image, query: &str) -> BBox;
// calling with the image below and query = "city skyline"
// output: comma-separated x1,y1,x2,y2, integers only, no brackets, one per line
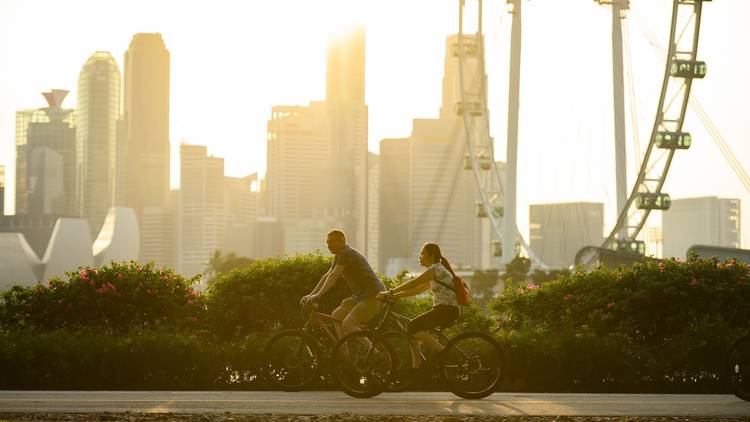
1,0,748,248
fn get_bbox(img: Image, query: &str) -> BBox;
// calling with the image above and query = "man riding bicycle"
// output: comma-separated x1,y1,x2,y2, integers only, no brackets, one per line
301,229,386,339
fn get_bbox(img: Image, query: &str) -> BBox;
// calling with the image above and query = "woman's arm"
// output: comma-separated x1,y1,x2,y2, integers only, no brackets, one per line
391,268,434,294
392,282,431,299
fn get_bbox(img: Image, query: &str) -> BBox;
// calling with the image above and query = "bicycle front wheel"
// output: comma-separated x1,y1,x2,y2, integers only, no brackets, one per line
440,331,502,399
331,331,396,398
728,336,750,401
262,329,322,391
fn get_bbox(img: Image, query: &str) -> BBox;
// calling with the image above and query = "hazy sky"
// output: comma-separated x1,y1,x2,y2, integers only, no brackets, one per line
1,0,748,248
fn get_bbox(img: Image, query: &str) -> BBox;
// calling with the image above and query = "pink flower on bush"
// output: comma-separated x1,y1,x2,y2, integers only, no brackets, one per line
689,278,698,287
95,282,118,295
188,289,199,298
658,263,665,273
607,302,615,310
527,283,539,290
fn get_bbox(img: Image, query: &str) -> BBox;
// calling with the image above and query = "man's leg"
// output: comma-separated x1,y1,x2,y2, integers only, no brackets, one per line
332,297,355,339
341,297,379,336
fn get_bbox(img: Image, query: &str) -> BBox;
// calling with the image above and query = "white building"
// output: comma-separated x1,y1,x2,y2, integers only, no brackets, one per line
662,196,741,259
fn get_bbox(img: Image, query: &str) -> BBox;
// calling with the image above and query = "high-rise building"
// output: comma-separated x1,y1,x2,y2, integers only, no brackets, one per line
15,90,77,217
380,33,487,275
529,202,604,269
123,33,171,222
76,52,122,237
140,189,178,270
223,173,259,258
177,144,226,278
378,138,410,273
325,27,369,255
266,103,333,253
662,196,741,259
0,165,5,215
266,27,371,257
367,152,379,270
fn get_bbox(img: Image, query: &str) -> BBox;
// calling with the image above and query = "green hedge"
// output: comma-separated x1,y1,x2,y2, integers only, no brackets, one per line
0,261,204,333
490,256,750,392
2,253,748,391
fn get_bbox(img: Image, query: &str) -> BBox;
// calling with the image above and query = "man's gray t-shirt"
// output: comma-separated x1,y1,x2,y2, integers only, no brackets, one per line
332,245,385,302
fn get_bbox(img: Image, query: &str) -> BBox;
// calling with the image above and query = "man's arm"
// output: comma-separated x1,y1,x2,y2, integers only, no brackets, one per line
309,269,331,295
308,264,345,302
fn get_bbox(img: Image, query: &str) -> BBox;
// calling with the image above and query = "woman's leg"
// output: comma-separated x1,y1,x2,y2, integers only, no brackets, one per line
406,306,458,367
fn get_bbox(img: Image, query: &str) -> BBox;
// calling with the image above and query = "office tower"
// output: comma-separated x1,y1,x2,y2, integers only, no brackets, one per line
223,173,259,258
76,52,121,237
140,189,178,270
123,33,171,220
383,33,486,274
0,166,4,215
177,143,226,278
367,152,379,269
378,138,410,273
662,196,741,258
266,28,371,256
15,89,76,216
325,27,369,255
266,103,332,253
529,202,604,269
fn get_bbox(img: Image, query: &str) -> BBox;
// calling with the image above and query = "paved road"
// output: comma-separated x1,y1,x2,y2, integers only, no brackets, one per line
1,391,749,417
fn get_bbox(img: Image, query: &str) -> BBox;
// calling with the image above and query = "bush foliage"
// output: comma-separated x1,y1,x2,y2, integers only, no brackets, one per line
1,253,749,391
0,261,204,333
490,255,750,392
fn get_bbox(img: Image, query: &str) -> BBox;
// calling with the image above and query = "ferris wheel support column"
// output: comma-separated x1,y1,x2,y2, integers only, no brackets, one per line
610,0,629,239
502,0,522,264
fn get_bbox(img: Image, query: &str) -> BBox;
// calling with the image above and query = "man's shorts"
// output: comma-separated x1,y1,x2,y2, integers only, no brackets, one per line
332,296,380,326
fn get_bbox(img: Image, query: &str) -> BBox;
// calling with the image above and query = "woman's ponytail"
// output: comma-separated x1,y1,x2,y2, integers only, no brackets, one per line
440,256,458,279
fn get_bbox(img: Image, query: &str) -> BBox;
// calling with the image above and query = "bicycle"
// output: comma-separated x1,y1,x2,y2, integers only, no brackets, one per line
333,298,503,399
261,301,396,398
728,335,750,401
261,302,339,392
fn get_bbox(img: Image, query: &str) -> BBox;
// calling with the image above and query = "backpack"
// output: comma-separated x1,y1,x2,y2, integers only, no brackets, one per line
436,276,471,306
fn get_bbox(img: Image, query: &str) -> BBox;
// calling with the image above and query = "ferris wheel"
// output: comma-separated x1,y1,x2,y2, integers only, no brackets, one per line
456,0,712,269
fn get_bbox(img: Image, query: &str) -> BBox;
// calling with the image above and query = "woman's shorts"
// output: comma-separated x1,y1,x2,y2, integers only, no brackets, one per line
407,305,459,335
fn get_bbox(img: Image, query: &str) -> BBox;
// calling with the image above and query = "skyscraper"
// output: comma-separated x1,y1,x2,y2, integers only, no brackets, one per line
15,90,77,217
0,165,4,215
177,143,226,278
266,28,371,257
381,33,487,273
378,138,410,273
662,196,741,258
123,33,171,219
266,103,333,253
325,27,369,255
76,52,121,237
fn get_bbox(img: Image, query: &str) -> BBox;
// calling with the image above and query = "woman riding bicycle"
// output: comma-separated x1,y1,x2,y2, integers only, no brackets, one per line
376,242,460,372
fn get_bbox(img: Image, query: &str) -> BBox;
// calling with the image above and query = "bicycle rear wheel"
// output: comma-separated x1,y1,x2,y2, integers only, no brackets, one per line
331,331,395,398
728,336,750,401
262,329,322,391
440,331,502,399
